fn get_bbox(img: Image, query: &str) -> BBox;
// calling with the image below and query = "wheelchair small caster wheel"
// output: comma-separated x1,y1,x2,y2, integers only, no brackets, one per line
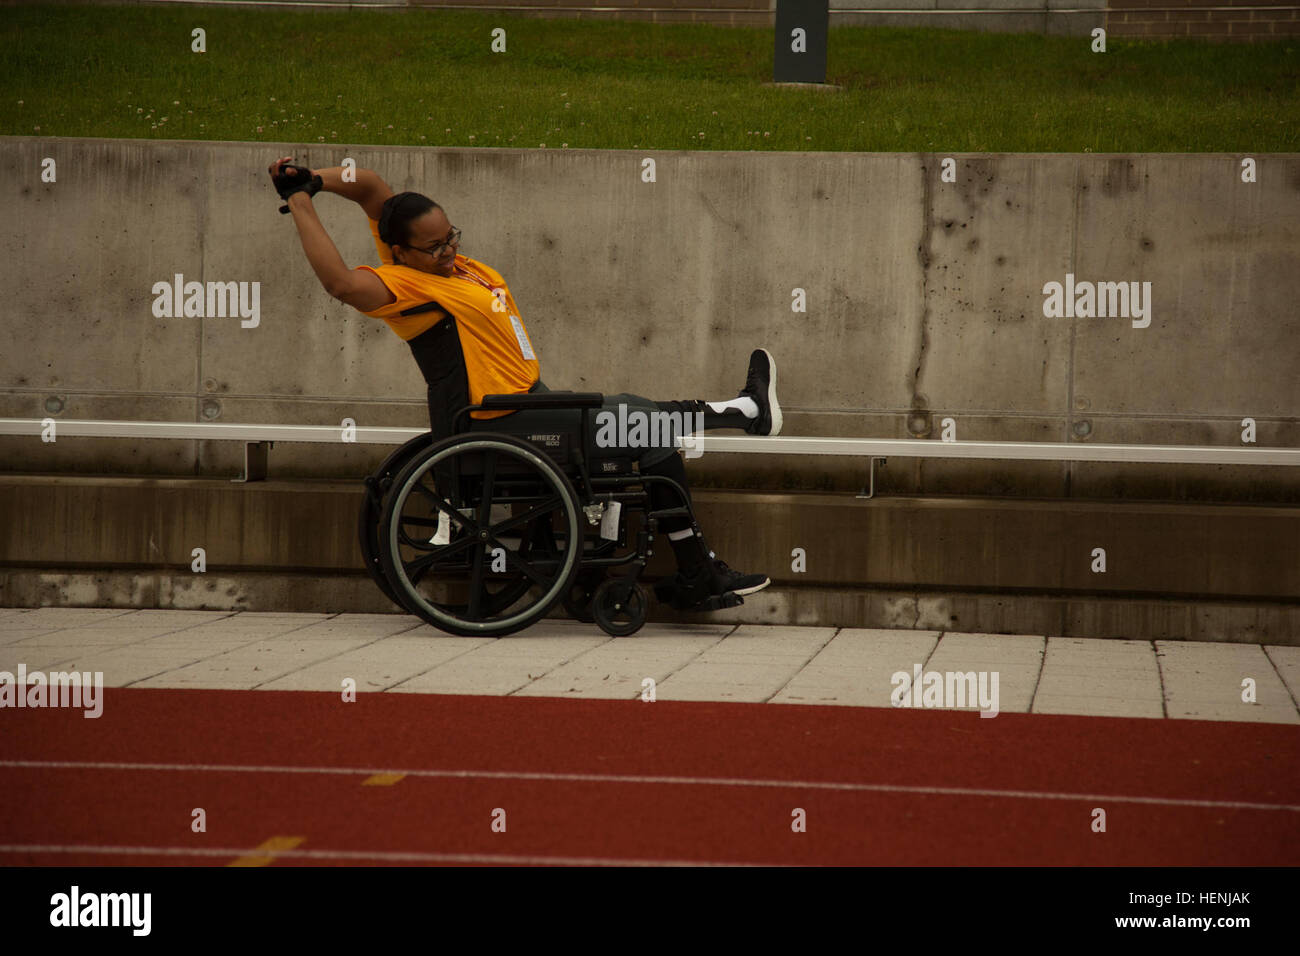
592,578,648,637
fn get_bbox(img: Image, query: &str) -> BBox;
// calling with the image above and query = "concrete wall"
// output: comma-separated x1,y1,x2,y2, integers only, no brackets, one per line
5,476,1296,595
60,0,1300,39
1,138,1298,502
829,0,1104,36
1106,0,1300,41
57,0,1104,35
3,476,1297,638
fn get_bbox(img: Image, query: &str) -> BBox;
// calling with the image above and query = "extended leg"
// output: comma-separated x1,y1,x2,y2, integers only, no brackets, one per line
653,348,782,437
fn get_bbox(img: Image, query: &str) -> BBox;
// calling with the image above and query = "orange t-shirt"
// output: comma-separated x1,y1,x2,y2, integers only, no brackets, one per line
358,217,540,419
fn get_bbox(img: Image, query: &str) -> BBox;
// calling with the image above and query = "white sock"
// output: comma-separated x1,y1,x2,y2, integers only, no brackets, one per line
431,509,452,546
706,396,758,418
667,528,695,542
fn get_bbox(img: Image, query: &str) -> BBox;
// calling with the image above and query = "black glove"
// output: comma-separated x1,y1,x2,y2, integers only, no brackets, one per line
269,159,323,214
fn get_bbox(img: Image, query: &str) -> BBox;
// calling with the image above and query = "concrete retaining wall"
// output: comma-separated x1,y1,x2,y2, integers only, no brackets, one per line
1,138,1298,502
54,0,1300,38
61,0,1105,35
1105,0,1300,41
829,0,1104,35
2,476,1297,639
6,567,1297,642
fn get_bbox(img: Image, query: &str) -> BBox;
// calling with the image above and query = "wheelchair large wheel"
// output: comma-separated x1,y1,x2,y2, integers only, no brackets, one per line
378,433,584,636
358,433,435,609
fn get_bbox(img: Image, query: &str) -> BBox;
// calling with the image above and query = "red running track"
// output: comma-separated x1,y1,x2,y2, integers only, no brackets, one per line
0,688,1297,866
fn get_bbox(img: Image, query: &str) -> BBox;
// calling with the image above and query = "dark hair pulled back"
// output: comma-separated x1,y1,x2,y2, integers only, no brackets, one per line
377,192,441,247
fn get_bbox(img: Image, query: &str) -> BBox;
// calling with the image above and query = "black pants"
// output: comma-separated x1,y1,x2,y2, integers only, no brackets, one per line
466,381,676,466
466,381,697,533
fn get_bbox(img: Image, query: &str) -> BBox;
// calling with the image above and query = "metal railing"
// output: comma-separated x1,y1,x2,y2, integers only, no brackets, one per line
2,418,1295,493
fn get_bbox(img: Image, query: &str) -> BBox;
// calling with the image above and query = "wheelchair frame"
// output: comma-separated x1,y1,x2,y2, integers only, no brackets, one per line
357,391,698,637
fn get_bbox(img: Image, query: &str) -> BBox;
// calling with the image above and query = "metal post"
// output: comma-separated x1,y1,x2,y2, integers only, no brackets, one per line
855,457,886,499
774,0,830,85
234,441,271,483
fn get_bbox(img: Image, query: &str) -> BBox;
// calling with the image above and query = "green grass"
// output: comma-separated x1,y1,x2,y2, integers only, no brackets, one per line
1,3,1296,151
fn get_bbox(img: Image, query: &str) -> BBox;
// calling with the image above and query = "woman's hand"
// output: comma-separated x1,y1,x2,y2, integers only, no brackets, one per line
267,155,296,180
268,157,323,213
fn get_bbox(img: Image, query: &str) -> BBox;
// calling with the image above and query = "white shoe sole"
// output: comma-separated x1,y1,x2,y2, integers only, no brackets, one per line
759,348,782,437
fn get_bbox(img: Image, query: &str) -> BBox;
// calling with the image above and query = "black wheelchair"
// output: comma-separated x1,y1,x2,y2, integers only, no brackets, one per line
356,391,701,638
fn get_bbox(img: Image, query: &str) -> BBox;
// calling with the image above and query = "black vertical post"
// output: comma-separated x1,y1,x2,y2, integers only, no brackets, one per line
774,0,829,84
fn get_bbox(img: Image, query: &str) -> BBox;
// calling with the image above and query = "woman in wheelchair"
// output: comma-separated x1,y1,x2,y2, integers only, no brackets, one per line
270,158,781,622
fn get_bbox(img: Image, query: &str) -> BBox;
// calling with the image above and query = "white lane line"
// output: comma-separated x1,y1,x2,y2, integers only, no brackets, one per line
0,843,759,867
3,758,1296,812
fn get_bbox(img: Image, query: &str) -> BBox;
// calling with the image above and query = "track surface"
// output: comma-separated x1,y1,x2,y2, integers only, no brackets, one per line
2,688,1297,866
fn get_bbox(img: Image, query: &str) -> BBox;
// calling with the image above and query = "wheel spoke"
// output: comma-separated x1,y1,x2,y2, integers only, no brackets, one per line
498,547,554,587
397,519,478,562
486,494,563,537
477,452,498,530
410,476,448,509
466,542,487,619
404,537,476,576
411,476,482,536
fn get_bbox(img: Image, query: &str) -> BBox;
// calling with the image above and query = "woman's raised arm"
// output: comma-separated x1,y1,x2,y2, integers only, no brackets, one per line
268,158,395,313
313,165,394,221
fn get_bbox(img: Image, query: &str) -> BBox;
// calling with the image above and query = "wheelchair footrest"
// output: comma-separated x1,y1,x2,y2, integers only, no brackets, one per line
693,591,745,612
650,507,692,519
653,577,745,612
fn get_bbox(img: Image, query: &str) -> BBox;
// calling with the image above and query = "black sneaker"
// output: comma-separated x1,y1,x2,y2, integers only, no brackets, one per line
711,558,770,597
653,572,686,605
738,348,782,436
656,565,742,612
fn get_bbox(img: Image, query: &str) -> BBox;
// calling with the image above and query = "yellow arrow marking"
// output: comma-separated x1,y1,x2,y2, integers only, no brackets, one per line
227,835,305,867
362,772,407,786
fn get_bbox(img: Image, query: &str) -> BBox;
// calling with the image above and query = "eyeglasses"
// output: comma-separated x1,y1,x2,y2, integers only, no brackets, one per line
416,226,461,259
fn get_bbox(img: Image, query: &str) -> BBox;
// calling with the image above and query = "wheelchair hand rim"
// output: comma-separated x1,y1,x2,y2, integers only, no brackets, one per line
383,435,583,634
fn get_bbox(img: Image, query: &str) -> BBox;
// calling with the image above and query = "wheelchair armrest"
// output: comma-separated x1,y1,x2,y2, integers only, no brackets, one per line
479,391,605,411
